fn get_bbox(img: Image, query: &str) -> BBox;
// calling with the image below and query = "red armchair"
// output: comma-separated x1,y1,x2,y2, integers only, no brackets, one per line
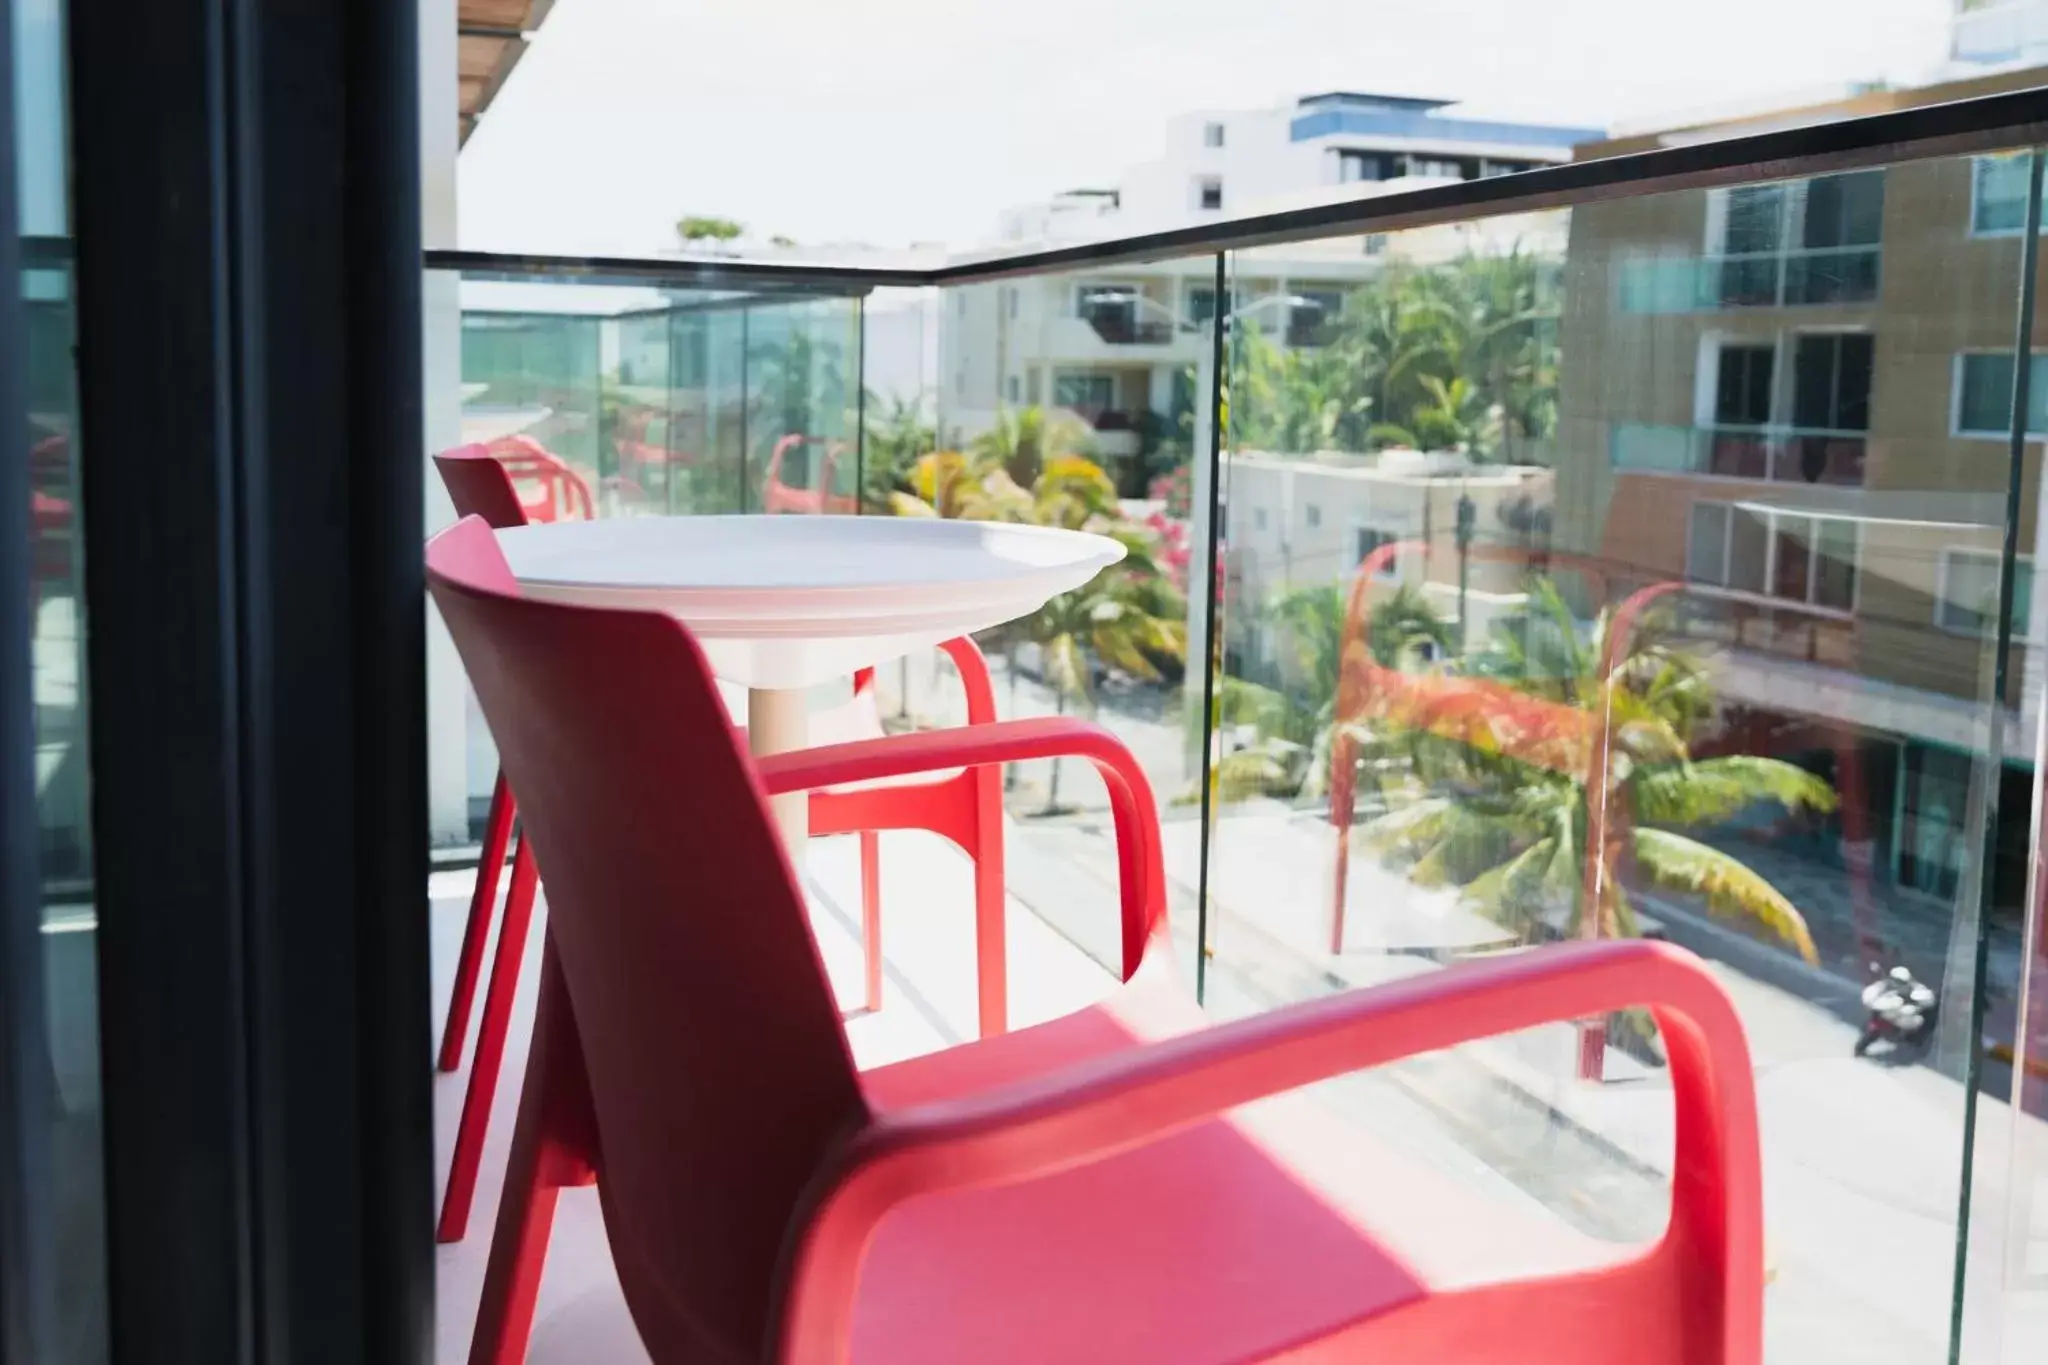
429,447,1008,1244
486,434,596,523
428,512,1764,1365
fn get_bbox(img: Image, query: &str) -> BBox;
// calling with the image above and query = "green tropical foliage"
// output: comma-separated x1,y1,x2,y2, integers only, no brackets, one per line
1355,583,1834,968
970,405,1095,486
861,392,943,513
675,214,744,245
1212,581,1452,803
1231,248,1559,462
889,415,1187,806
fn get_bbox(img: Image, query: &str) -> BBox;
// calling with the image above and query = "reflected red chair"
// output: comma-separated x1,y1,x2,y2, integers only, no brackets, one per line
487,434,596,523
762,433,857,515
430,446,1006,1244
429,512,1764,1365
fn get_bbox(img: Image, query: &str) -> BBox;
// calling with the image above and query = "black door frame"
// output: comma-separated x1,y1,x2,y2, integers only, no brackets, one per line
0,0,59,1351
64,0,433,1361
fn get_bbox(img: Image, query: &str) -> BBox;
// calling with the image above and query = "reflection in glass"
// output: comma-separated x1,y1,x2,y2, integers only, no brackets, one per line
1204,149,2045,1363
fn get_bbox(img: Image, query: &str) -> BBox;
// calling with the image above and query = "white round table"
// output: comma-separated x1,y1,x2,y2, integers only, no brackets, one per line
495,514,1126,844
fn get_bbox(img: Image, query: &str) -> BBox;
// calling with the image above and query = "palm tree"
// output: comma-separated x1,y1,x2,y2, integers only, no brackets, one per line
1353,578,1834,1054
1025,548,1186,811
970,405,1093,486
1448,247,1560,462
1213,581,1453,804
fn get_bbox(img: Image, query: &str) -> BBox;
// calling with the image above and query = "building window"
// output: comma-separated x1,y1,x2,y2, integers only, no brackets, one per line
1203,121,1226,148
1185,285,1234,326
1711,172,1883,305
1288,290,1343,347
1955,350,2048,435
1338,150,1390,183
1007,375,1020,402
1401,155,1468,180
1076,284,1143,342
1052,372,1115,412
1479,159,1534,177
1721,184,1788,255
1971,153,2047,234
1688,501,1857,611
1792,332,1873,432
1304,503,1321,529
1254,507,1269,531
1353,525,1398,575
1005,287,1019,320
1713,344,1776,427
1361,233,1388,256
1938,549,2033,639
1197,176,1224,211
1803,172,1885,250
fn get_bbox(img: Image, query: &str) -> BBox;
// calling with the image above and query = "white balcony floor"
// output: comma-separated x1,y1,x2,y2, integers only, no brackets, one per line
429,828,1123,1365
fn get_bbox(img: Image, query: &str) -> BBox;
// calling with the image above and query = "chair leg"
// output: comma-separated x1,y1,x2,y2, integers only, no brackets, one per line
860,830,883,1014
467,1131,559,1365
439,835,539,1244
972,797,1007,1038
441,772,517,1073
467,948,584,1365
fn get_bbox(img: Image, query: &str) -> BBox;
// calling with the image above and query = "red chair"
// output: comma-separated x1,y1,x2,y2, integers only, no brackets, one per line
762,433,857,515
430,446,1006,1245
429,512,1764,1365
487,434,596,523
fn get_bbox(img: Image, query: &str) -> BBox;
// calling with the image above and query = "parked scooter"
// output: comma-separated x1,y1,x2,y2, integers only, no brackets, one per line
1854,963,1938,1060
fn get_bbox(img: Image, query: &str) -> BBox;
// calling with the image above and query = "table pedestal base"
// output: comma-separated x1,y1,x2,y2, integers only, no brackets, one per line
748,686,810,848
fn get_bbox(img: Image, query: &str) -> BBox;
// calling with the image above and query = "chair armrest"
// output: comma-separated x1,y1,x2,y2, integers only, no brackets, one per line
853,636,999,725
755,718,1165,978
775,938,1761,1364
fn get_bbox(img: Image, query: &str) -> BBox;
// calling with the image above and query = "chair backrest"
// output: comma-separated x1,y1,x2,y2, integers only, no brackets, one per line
433,442,530,529
425,517,866,1360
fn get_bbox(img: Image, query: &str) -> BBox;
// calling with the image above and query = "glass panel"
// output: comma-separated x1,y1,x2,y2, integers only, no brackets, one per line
20,0,105,1350
1213,147,2037,1363
432,274,864,839
911,263,1214,999
1973,152,2044,235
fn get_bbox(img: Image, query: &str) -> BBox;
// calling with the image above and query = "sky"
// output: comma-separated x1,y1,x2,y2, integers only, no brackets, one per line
457,0,1959,257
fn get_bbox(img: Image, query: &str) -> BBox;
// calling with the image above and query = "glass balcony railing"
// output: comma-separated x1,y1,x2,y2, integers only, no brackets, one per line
1612,422,1869,485
427,111,2048,1365
1619,243,1882,313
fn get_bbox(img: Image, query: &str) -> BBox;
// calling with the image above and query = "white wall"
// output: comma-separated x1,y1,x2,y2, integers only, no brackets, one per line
421,0,470,845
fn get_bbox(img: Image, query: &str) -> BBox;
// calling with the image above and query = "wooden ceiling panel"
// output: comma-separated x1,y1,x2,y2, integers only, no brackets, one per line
455,0,553,144
457,33,525,121
457,0,552,33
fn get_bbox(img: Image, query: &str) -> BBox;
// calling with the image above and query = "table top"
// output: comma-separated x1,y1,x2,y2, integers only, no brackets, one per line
497,514,1126,689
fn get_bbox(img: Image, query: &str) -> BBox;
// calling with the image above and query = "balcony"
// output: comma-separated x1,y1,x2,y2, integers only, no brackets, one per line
1611,422,1867,486
401,100,2048,1364
1618,244,1881,313
46,13,2048,1365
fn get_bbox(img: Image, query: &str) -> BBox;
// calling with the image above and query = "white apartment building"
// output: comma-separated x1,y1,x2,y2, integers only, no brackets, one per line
941,93,1597,476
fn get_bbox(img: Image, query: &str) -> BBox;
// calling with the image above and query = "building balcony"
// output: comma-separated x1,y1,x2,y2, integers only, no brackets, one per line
1618,244,1881,313
1611,422,1867,486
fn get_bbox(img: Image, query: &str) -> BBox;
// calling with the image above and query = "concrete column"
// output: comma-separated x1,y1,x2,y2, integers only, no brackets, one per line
421,0,470,845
